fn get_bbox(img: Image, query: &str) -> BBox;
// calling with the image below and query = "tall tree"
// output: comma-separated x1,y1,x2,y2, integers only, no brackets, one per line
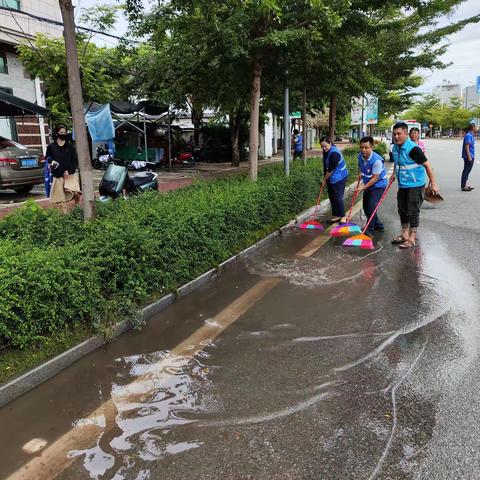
59,0,96,221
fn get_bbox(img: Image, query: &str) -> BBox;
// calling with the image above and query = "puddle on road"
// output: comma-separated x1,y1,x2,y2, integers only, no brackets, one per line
6,230,480,480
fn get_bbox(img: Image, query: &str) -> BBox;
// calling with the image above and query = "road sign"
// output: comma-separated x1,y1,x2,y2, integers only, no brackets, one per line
477,76,480,94
290,111,301,119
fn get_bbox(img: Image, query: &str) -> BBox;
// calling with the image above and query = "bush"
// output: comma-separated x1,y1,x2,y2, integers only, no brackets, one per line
0,156,357,350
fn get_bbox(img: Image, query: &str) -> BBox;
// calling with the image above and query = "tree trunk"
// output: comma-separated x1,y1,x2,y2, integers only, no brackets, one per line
230,111,241,167
248,56,263,182
329,93,337,143
191,100,203,145
59,0,96,221
301,86,307,165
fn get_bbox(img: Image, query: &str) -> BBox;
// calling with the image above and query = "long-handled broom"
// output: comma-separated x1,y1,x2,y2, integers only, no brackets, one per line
330,175,362,237
342,180,394,250
298,182,326,231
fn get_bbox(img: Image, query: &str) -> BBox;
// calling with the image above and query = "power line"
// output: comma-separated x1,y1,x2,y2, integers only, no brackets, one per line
0,5,136,43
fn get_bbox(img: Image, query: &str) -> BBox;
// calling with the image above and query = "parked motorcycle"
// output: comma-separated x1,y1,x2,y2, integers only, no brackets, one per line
98,158,159,201
92,146,113,170
158,151,195,168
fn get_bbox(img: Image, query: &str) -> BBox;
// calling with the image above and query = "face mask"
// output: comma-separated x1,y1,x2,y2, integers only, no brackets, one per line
57,133,67,140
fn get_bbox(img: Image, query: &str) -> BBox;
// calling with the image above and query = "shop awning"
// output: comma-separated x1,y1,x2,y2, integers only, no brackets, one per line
0,90,47,117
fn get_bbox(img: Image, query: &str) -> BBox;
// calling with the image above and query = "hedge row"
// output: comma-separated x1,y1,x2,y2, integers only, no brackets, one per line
0,155,357,349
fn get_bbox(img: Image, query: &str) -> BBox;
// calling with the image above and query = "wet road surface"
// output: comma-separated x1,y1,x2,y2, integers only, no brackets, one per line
1,139,480,479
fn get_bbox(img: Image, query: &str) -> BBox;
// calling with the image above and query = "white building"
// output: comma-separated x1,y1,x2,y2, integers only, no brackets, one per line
0,0,63,151
463,85,480,110
433,81,462,106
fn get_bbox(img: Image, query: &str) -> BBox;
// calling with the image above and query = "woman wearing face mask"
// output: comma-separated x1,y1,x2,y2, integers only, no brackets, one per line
409,127,426,153
46,125,81,213
320,136,349,223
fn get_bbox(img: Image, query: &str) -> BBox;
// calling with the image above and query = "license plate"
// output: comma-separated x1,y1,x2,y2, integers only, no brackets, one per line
20,158,38,168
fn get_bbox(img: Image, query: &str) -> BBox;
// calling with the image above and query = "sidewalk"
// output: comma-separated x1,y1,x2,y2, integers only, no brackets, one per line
0,146,354,218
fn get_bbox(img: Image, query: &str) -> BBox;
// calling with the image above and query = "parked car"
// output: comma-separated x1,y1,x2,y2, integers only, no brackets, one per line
0,136,44,194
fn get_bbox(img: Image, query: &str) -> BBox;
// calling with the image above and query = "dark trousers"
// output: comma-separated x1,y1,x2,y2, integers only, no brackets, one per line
397,186,425,229
461,159,474,188
363,187,385,231
327,178,347,217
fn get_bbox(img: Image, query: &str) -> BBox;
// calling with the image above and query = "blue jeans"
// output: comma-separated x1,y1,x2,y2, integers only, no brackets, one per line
461,159,474,188
363,187,385,231
327,178,347,218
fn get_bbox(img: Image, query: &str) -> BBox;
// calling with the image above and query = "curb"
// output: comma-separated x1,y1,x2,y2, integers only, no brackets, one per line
0,183,356,408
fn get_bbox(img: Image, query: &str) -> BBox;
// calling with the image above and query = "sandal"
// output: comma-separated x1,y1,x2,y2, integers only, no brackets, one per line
399,240,416,249
462,186,474,191
391,235,407,244
327,217,341,224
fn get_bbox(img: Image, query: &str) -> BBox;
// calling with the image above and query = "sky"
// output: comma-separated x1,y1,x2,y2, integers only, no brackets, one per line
74,0,480,93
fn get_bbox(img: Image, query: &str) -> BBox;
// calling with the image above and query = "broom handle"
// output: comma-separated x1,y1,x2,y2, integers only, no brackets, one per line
315,182,326,207
361,180,394,234
346,175,362,223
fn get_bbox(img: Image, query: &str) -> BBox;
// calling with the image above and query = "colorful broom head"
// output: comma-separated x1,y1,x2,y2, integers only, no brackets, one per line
298,219,324,231
342,234,374,250
330,222,362,237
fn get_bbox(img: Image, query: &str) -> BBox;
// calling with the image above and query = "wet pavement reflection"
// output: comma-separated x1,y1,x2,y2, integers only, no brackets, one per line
2,140,480,479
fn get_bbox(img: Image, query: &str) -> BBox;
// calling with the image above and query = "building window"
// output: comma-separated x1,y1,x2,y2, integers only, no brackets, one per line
0,53,7,74
0,0,21,11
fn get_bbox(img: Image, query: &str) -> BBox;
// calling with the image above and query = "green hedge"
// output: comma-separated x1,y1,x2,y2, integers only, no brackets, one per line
0,156,357,350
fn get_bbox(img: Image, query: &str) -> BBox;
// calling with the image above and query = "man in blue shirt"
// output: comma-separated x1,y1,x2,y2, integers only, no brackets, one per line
292,129,303,160
356,136,388,233
461,122,478,191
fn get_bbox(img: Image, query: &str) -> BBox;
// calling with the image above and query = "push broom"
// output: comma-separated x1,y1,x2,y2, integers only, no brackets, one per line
298,182,326,231
342,179,394,250
330,175,362,237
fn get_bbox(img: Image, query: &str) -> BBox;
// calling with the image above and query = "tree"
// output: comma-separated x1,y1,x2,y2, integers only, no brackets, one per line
58,0,96,221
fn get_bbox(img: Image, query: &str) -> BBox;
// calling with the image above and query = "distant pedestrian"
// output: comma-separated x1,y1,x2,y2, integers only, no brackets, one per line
390,122,439,249
356,136,387,233
461,122,478,192
292,129,303,160
320,136,348,223
46,125,81,214
409,127,426,153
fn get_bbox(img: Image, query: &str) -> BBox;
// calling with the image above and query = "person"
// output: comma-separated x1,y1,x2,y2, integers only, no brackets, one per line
292,128,303,160
320,136,348,223
187,135,197,164
356,136,388,233
390,122,439,249
409,127,426,153
461,122,478,191
46,125,81,214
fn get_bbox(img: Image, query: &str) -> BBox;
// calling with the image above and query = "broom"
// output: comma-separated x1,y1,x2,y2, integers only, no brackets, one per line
330,175,362,237
298,181,326,231
342,179,394,250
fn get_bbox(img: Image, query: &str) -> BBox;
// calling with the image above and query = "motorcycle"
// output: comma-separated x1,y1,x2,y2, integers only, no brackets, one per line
98,158,159,201
158,151,195,168
92,146,113,170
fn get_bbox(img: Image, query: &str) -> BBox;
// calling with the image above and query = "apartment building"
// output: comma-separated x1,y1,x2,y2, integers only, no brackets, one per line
0,0,63,152
433,81,462,106
463,85,480,110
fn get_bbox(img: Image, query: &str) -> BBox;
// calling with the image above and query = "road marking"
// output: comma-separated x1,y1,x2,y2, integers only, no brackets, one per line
8,193,365,479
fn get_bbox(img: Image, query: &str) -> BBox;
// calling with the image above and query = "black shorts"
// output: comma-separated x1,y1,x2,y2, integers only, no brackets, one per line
397,186,425,228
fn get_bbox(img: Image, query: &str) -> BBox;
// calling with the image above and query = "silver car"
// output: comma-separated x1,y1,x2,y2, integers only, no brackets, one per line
0,136,44,194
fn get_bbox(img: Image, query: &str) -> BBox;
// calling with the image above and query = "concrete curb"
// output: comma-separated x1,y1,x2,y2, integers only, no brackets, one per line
0,183,356,408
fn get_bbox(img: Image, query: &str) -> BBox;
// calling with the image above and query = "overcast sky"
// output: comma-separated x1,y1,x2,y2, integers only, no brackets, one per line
74,0,480,93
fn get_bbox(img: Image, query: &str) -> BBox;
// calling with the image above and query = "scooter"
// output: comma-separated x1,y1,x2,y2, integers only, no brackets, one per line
98,158,159,201
158,151,195,168
92,146,113,170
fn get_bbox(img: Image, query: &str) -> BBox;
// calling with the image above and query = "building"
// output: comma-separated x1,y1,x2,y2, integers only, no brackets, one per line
0,0,63,152
463,85,480,110
432,81,462,106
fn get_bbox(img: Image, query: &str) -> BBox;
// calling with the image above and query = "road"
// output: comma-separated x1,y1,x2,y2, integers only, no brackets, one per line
1,139,479,480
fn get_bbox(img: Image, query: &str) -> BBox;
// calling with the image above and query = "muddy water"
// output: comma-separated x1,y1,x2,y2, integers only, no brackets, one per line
2,170,480,479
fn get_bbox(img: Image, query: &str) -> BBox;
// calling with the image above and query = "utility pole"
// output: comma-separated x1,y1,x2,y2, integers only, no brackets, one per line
301,86,307,165
283,70,290,177
59,0,96,220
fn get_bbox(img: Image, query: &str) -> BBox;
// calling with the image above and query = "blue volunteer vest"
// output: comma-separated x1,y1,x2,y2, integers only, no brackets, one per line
294,134,303,152
358,151,387,189
392,139,426,188
324,145,348,184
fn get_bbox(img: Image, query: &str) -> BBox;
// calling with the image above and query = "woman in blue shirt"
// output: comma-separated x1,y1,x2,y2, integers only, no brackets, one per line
320,137,349,223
